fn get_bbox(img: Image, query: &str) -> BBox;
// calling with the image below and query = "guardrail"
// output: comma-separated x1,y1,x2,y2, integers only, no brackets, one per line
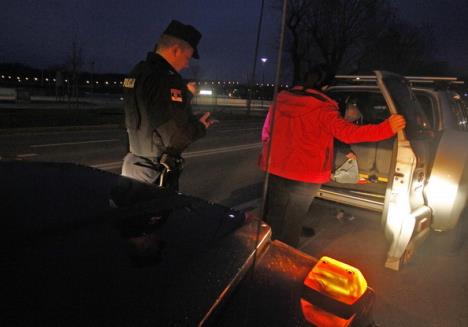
0,92,272,111
0,87,17,101
193,95,271,110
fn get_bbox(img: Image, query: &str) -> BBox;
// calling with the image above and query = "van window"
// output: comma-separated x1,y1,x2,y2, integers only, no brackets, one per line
450,93,468,131
415,93,436,129
380,75,432,139
328,91,390,124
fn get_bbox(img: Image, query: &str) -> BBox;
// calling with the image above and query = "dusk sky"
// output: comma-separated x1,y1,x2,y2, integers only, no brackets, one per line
2,0,467,82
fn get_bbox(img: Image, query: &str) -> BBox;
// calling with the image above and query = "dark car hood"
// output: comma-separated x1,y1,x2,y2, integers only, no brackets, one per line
1,161,272,326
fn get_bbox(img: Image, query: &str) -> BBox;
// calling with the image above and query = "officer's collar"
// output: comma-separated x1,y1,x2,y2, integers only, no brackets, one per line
146,52,179,76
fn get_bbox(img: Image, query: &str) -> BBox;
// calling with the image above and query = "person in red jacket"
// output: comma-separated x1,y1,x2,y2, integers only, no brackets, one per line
259,65,406,247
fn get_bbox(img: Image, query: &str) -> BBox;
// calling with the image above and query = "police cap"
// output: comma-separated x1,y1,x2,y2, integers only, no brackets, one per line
163,20,202,59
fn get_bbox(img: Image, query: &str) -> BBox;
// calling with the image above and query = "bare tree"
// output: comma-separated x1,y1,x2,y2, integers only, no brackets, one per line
357,21,439,75
276,0,437,80
309,1,394,69
283,0,314,84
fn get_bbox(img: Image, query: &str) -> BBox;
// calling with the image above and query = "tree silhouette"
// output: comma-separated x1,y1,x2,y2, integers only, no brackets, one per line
276,0,437,81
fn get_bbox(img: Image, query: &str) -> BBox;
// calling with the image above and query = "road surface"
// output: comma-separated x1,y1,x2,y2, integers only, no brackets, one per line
2,116,467,326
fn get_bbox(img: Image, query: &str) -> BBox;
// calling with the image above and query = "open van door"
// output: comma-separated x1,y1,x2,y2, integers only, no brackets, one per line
376,71,433,270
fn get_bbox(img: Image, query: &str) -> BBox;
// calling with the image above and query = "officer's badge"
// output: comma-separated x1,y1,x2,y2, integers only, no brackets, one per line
123,78,135,88
171,88,183,102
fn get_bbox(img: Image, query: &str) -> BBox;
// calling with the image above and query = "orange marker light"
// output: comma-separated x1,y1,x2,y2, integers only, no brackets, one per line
301,256,374,327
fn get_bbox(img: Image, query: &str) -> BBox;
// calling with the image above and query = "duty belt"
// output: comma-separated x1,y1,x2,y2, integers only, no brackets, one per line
132,153,184,187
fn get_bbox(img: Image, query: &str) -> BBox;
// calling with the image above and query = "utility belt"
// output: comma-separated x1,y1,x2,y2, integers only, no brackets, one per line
133,153,184,187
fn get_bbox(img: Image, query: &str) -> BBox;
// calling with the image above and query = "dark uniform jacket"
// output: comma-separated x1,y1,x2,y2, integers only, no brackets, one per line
123,52,206,159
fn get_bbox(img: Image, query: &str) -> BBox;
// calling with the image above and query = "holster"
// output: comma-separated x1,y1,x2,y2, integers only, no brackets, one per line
159,153,184,172
158,153,184,187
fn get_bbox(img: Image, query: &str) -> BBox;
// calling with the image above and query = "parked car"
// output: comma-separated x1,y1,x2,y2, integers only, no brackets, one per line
1,161,375,326
318,71,468,270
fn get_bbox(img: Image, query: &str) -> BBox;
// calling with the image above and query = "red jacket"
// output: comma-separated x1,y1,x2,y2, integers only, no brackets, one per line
259,87,395,183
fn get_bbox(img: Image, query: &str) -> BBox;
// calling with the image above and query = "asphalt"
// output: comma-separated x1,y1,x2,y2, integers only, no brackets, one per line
239,195,468,326
4,99,467,326
297,200,468,327
0,99,264,132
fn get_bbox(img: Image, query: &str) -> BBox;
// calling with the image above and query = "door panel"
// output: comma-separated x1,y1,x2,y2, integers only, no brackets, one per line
376,71,432,270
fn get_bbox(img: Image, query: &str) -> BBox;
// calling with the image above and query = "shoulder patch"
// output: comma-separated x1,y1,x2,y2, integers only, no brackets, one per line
123,78,136,88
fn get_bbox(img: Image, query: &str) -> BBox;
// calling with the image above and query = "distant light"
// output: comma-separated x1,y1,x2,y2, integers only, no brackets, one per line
53,78,56,82
113,81,117,85
105,81,109,85
119,81,123,85
65,79,68,82
228,214,236,218
261,57,268,63
356,77,361,80
45,78,49,82
1,75,4,78
8,76,11,79
86,80,90,84
95,81,99,84
34,77,38,81
16,76,20,80
119,97,124,101
199,89,213,96
25,77,29,81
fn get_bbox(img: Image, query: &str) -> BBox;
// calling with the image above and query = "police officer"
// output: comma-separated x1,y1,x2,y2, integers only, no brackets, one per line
121,20,214,191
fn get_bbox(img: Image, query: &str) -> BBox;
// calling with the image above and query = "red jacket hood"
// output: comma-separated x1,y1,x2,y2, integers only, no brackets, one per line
276,87,338,117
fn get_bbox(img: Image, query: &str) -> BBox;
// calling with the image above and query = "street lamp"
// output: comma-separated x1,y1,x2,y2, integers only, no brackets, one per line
260,57,268,109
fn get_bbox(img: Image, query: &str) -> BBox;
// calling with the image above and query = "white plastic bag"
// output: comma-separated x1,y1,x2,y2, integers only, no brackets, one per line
331,159,359,184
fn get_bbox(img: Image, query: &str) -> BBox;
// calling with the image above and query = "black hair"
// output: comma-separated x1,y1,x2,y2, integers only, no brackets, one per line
302,64,335,89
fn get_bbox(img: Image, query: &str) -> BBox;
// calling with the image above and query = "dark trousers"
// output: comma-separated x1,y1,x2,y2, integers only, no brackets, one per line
265,174,321,248
121,153,180,191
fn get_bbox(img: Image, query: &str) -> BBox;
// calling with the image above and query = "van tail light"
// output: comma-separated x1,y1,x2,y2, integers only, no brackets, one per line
301,256,375,327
